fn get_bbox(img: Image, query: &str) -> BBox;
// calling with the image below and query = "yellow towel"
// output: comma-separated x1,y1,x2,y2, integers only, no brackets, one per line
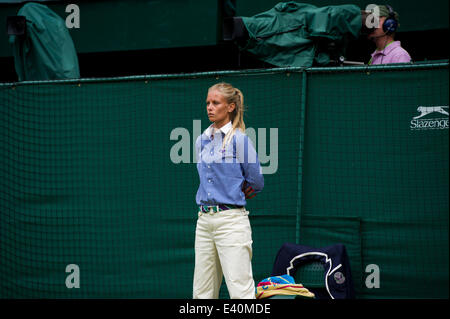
256,283,315,299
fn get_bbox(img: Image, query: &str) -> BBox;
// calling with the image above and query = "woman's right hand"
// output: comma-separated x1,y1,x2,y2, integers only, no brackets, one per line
242,181,257,200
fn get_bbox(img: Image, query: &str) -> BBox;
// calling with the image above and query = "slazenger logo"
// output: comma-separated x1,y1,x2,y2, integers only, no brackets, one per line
410,106,449,130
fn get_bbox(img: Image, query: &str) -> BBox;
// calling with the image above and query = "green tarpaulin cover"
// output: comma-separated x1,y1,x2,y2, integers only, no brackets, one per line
9,2,80,81
241,2,362,67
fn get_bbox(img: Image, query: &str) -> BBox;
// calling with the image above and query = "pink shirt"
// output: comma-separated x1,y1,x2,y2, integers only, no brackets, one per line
369,41,411,65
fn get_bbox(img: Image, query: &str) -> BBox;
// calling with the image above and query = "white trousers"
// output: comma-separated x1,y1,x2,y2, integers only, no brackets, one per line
193,207,255,299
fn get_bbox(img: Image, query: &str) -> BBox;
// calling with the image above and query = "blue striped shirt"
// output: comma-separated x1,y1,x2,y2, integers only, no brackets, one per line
195,122,264,206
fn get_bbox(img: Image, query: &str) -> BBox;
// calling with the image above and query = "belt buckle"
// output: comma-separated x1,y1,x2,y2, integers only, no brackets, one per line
207,205,219,214
200,205,220,214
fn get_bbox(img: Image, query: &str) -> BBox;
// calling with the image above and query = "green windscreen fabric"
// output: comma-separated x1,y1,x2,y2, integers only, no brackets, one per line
0,62,448,298
302,64,449,298
0,70,301,298
297,215,363,295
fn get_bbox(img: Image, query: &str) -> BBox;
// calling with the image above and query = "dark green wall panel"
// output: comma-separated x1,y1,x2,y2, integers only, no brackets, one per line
237,0,449,32
0,0,218,57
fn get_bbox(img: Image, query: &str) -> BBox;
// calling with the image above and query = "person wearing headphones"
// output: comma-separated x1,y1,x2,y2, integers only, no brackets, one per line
367,4,411,65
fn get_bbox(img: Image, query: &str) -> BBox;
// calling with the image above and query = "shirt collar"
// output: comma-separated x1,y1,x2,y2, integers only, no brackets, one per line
371,40,401,57
204,121,232,137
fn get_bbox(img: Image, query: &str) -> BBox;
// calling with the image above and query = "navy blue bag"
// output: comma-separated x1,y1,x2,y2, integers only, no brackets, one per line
271,242,355,299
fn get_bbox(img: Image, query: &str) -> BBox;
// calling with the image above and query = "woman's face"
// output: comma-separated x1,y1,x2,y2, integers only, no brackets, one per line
206,89,235,128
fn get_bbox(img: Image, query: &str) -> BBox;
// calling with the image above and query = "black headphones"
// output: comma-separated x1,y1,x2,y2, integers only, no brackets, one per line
382,5,399,35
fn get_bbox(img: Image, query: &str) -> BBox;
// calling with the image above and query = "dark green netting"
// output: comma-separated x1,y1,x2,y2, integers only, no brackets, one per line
302,64,449,298
0,70,301,298
0,63,448,298
298,215,363,295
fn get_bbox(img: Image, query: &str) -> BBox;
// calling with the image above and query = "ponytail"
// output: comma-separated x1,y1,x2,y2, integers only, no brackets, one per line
208,83,246,149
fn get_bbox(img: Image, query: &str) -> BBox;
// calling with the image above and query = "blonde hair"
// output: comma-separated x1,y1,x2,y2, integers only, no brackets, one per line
208,82,246,149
